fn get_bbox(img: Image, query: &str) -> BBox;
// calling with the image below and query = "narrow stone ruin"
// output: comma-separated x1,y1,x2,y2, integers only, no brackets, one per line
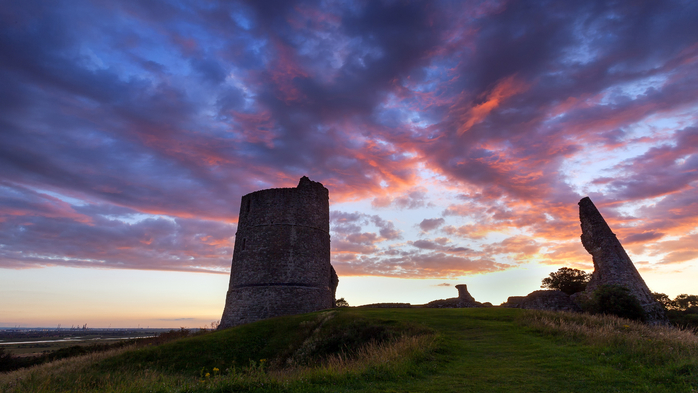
578,197,667,322
425,284,488,308
456,284,475,303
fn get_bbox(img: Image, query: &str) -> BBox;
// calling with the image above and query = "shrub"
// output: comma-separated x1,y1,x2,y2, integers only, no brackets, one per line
586,284,646,321
0,348,15,372
541,267,590,295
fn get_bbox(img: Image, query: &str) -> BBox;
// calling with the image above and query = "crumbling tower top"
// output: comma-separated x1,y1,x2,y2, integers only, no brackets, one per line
219,176,337,328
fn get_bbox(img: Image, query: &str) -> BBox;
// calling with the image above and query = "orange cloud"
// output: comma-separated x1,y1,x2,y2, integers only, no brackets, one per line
457,74,530,135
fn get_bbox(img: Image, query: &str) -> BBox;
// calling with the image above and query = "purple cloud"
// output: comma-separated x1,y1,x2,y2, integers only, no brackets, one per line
419,218,445,232
0,0,697,277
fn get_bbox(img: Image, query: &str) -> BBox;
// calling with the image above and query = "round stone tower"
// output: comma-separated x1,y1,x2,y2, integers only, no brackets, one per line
219,176,338,328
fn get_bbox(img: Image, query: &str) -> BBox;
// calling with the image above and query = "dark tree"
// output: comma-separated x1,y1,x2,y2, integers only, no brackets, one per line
652,293,698,311
541,267,591,295
335,298,349,307
653,292,673,309
674,294,698,311
652,292,698,328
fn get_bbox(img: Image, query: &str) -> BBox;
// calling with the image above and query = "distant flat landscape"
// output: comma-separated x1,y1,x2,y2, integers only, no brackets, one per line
0,328,169,356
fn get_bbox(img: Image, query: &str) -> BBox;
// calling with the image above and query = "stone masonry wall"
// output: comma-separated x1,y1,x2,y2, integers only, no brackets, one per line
511,290,581,312
220,177,338,328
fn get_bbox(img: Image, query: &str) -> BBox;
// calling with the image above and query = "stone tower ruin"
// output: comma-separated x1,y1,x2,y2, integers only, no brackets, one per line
578,197,666,323
455,284,476,303
219,176,338,328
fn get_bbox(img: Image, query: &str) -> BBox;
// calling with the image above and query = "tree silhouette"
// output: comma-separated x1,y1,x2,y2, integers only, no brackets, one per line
541,267,590,295
335,298,349,307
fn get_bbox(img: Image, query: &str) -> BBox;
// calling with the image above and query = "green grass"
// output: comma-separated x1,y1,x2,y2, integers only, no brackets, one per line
1,307,697,392
98,309,430,375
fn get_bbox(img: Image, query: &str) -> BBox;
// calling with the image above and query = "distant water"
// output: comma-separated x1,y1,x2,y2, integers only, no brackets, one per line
0,336,153,345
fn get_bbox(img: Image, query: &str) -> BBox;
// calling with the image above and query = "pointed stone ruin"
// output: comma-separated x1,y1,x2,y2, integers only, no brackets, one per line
578,197,667,323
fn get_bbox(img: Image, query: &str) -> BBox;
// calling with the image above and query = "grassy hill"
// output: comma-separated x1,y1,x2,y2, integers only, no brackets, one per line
1,307,697,392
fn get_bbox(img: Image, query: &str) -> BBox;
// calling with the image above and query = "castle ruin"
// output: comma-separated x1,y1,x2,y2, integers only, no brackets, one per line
503,290,581,312
425,284,487,308
578,197,667,322
219,176,338,328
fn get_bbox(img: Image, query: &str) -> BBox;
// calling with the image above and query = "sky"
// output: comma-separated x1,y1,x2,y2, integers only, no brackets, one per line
1,0,697,328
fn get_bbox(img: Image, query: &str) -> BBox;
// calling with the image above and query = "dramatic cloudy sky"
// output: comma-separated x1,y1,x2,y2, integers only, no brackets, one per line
2,0,697,327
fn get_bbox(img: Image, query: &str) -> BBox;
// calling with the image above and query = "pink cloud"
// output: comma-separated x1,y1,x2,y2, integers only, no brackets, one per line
2,0,698,280
456,75,530,136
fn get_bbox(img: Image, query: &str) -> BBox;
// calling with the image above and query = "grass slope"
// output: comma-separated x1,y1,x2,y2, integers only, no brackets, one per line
99,309,431,376
1,307,697,392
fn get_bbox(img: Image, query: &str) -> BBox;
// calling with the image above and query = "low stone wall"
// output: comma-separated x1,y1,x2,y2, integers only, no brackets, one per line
425,298,483,308
504,290,580,312
501,296,526,308
358,303,412,308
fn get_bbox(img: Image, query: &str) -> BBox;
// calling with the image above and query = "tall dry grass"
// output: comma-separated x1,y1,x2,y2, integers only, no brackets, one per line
272,333,435,381
0,348,201,393
0,345,135,392
0,329,436,393
518,310,698,367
